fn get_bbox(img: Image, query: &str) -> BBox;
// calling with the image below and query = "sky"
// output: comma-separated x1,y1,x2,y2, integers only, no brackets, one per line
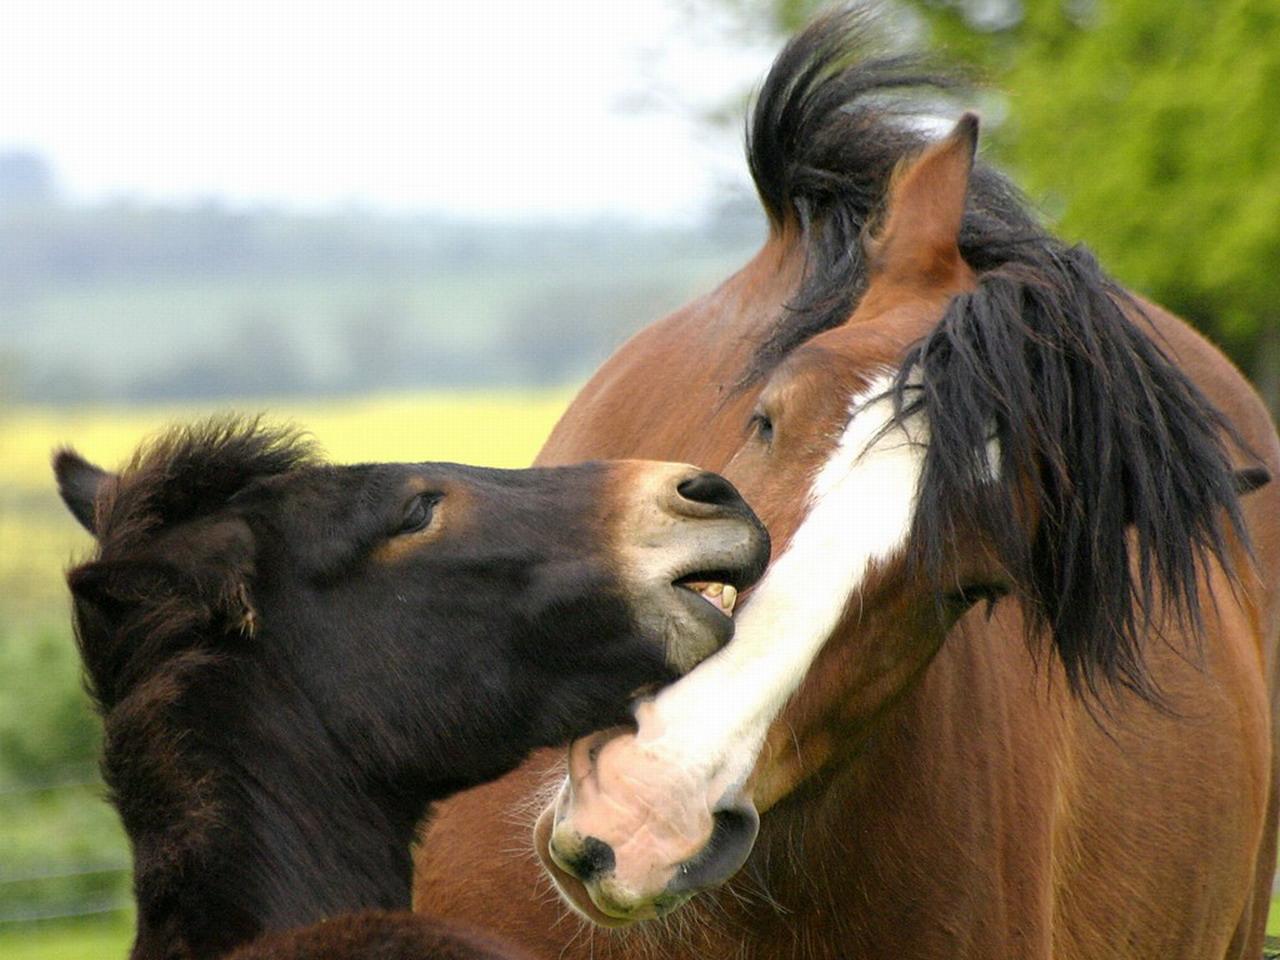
0,0,777,222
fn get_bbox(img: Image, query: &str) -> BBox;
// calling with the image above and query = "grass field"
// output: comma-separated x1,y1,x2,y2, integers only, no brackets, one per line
0,912,135,960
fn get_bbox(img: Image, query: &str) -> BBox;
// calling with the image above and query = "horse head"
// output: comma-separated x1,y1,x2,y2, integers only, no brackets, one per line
54,417,769,952
537,107,1261,924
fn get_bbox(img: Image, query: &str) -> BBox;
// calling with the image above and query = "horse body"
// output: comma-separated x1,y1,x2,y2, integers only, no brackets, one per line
415,258,1280,960
414,13,1280,958
603,291,1279,959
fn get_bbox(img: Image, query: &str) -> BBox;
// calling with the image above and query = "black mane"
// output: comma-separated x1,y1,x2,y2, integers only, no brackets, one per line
747,8,1253,698
67,417,316,711
895,251,1250,700
746,7,1037,381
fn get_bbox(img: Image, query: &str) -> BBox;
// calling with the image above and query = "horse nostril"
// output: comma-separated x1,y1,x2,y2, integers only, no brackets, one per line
664,803,760,896
558,835,616,882
677,472,748,512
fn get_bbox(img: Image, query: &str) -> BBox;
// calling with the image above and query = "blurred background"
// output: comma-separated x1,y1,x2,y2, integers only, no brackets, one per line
1,1,1276,956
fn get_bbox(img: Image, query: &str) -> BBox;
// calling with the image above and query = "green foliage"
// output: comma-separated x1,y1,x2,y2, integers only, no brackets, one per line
984,0,1280,397
0,624,100,780
0,620,131,938
0,913,134,960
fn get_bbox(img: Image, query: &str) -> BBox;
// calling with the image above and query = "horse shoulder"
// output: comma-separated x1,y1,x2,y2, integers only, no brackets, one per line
539,240,804,468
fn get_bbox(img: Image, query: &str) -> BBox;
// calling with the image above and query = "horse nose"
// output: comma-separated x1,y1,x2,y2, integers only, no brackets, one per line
663,802,759,896
676,471,750,515
550,834,616,884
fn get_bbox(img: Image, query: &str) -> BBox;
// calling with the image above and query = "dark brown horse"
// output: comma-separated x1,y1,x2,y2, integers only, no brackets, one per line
54,417,768,959
413,12,1280,959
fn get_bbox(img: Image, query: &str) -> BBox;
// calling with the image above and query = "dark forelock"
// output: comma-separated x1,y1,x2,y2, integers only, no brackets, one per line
744,6,1042,381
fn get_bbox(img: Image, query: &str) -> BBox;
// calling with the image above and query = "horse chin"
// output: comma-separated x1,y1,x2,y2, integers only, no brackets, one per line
533,805,687,928
629,564,751,674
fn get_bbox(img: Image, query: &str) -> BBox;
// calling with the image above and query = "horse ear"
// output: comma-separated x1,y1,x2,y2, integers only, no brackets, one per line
864,112,979,288
155,516,261,638
69,516,260,641
54,449,114,536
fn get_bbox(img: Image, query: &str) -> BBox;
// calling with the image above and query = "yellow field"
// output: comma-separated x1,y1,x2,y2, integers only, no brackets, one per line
0,390,571,620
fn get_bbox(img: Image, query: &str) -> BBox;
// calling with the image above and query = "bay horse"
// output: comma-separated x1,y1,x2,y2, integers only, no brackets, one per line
53,417,769,960
412,11,1280,959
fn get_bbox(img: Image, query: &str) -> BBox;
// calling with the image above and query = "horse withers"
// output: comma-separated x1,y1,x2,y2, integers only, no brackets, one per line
414,11,1280,959
53,417,768,960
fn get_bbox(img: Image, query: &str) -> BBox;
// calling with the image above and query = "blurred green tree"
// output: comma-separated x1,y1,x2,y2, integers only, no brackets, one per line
712,0,1280,412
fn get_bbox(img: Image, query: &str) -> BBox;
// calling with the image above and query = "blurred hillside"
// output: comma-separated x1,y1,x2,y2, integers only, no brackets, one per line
0,150,764,405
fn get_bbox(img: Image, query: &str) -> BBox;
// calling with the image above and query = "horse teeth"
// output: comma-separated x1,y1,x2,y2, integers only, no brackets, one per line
703,582,724,598
722,585,737,612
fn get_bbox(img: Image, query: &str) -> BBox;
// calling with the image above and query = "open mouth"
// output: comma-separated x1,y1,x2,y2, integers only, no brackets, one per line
673,576,739,617
664,561,760,659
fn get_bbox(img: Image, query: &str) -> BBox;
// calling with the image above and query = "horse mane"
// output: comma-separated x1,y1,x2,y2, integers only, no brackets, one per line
746,8,1251,699
60,418,325,955
81,416,314,557
745,7,1037,381
895,254,1249,701
65,416,316,711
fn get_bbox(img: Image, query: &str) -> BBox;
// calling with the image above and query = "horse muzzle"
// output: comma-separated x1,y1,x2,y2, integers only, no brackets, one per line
612,463,770,673
534,725,761,926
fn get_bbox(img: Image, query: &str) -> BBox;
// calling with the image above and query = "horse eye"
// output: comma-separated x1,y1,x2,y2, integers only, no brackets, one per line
749,411,775,444
943,583,1008,613
397,494,438,535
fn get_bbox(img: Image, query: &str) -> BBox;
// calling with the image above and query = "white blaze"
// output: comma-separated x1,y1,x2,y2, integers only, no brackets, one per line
629,374,928,794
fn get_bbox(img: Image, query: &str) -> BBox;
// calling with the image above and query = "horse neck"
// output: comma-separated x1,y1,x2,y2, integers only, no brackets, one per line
122,674,427,960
